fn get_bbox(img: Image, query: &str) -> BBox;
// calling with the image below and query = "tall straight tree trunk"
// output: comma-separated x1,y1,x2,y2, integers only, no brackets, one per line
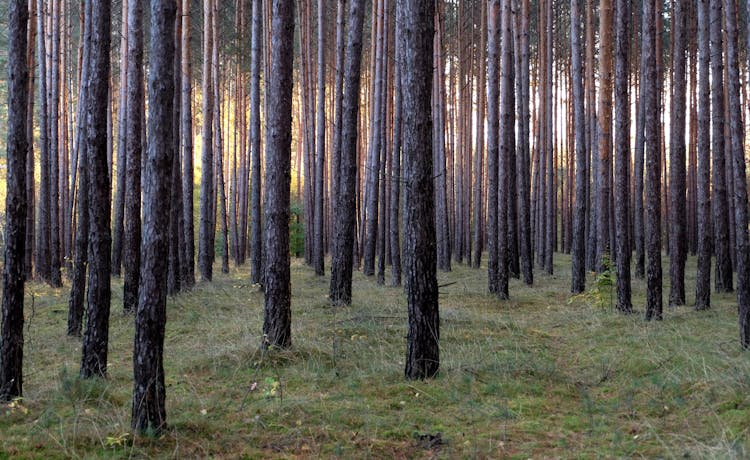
181,0,195,288
584,0,597,271
723,0,750,348
35,0,51,282
1,0,29,401
330,0,346,258
212,0,229,276
486,0,500,294
433,5,451,273
517,0,532,285
710,0,732,293
123,0,144,314
313,0,326,276
695,0,711,310
613,0,632,312
543,0,553,275
570,0,586,293
669,0,687,307
24,0,36,280
643,0,662,321
198,0,215,282
472,0,486,270
249,0,263,286
400,0,439,381
497,0,512,297
132,0,175,433
112,0,128,277
262,0,295,348
390,31,402,287
67,0,91,337
596,0,613,271
329,0,366,306
80,0,112,378
48,0,62,288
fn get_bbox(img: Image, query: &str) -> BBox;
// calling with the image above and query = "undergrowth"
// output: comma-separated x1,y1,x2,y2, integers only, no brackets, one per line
1,254,749,458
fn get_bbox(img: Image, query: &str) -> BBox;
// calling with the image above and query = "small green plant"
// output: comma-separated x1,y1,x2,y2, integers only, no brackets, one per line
570,253,615,309
263,377,280,399
104,432,130,448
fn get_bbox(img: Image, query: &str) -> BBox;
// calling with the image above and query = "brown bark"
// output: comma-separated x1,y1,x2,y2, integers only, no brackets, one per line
695,0,711,310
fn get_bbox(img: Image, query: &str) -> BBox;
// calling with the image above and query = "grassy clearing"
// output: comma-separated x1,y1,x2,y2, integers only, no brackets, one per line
1,253,749,458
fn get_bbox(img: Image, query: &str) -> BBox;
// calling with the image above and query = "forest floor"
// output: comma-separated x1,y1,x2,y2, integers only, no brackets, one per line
1,254,749,459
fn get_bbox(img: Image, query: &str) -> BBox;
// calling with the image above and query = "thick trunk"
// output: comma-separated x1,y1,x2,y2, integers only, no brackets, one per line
123,0,144,314
596,0,613,271
613,0,632,312
710,0,732,293
249,0,263,286
313,0,326,276
570,0,586,293
722,0,750,348
131,0,176,433
1,0,29,401
329,0,366,306
669,0,687,307
400,0,439,381
262,0,295,348
198,0,215,282
695,0,711,310
643,0,662,321
518,0,532,285
80,0,112,378
486,0,500,294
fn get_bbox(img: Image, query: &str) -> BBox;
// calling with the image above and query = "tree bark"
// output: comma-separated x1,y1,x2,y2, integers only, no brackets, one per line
132,0,176,433
1,0,29,401
329,0,366,306
112,0,128,278
722,0,750,348
486,0,500,294
643,0,662,321
313,0,326,276
710,0,732,293
570,0,586,294
80,0,112,378
262,0,295,348
400,0,439,380
249,0,263,286
181,0,195,288
695,0,711,310
35,0,50,282
198,0,215,282
668,0,687,307
613,0,632,312
596,0,613,271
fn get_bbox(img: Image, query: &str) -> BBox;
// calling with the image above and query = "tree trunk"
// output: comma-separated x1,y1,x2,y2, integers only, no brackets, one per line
24,0,36,281
249,0,263,286
613,0,632,312
486,0,500,294
695,0,711,310
570,0,586,293
131,0,176,433
313,0,326,276
198,0,215,282
112,0,128,278
181,0,195,288
596,0,613,271
329,0,366,306
48,0,62,288
710,0,732,293
400,0,439,381
722,0,750,348
35,0,50,282
1,0,29,401
262,0,295,348
123,0,144,314
643,0,662,321
668,0,687,307
80,0,112,378
390,32,402,287
498,0,513,293
517,0,533,285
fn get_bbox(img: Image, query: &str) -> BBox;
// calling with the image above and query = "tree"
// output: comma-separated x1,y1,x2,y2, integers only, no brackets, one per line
329,0,366,306
486,0,500,294
722,0,750,348
262,0,295,348
112,0,129,278
249,0,263,286
596,0,613,271
312,0,326,276
694,0,710,310
643,0,662,321
570,0,586,294
48,0,62,288
132,0,176,433
710,0,731,293
80,0,112,378
123,0,144,314
198,0,215,282
668,0,687,307
613,0,632,312
1,0,29,401
497,0,512,299
390,31,402,287
399,0,439,380
35,0,50,283
181,0,195,288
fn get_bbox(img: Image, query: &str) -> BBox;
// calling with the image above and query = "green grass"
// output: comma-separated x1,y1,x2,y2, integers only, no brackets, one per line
1,253,749,458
